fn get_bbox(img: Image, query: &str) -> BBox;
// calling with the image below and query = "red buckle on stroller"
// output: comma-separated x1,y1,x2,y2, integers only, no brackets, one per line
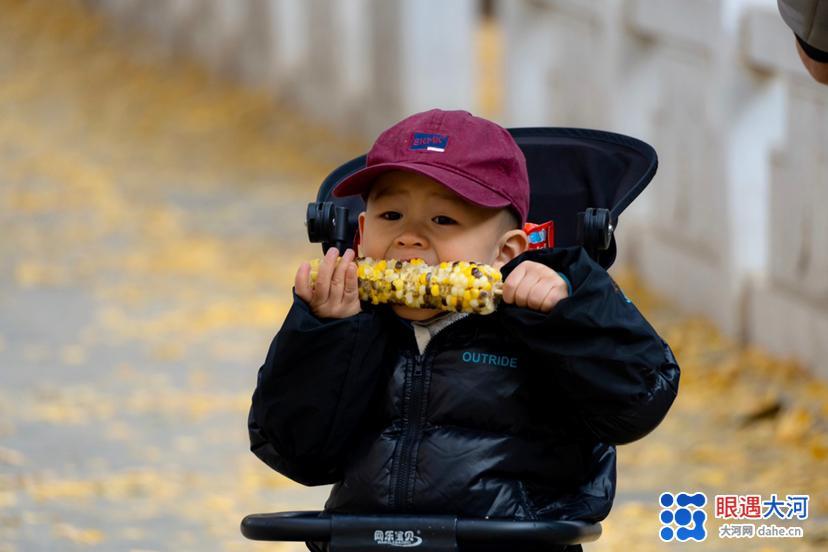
524,220,555,250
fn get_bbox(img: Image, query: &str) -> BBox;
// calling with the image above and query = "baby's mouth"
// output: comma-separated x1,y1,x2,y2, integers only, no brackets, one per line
388,254,428,263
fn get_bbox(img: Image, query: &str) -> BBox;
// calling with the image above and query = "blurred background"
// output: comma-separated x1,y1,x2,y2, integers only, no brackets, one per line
0,0,826,550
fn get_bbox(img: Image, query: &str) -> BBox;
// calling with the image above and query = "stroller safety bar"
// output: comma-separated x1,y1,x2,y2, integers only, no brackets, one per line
240,511,602,549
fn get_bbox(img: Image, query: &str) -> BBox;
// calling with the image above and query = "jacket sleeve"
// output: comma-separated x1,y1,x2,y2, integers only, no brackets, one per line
497,247,680,445
248,291,388,485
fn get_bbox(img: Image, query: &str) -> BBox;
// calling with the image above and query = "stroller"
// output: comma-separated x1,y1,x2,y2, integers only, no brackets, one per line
241,127,658,550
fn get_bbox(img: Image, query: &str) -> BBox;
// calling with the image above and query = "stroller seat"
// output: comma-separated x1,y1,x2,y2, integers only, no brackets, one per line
242,127,658,550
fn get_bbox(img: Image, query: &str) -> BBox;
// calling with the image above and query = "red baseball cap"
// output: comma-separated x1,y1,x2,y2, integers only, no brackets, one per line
332,109,530,224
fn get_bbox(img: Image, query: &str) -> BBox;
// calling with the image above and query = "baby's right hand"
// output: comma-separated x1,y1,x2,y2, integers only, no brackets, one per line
295,247,361,318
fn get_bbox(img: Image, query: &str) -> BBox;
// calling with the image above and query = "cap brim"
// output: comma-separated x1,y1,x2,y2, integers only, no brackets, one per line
331,162,513,211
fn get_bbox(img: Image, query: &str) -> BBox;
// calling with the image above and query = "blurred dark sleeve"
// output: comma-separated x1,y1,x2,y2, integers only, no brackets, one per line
248,291,387,485
498,247,680,445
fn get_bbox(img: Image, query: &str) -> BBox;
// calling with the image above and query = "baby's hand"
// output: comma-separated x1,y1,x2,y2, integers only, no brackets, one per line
501,261,569,313
295,247,361,318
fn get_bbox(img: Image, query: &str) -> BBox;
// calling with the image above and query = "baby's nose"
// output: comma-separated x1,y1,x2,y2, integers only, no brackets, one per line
396,230,427,248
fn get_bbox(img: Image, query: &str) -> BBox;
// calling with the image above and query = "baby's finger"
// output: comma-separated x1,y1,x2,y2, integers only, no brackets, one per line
526,281,551,311
343,262,359,303
314,247,339,303
512,272,540,307
329,248,353,302
501,263,526,304
539,287,561,313
294,262,312,303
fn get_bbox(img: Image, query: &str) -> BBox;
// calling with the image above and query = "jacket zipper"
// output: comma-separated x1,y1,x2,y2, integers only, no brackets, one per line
392,354,426,510
390,315,470,510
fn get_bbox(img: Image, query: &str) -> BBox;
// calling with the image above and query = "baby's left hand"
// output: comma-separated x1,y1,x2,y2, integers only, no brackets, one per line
501,261,569,313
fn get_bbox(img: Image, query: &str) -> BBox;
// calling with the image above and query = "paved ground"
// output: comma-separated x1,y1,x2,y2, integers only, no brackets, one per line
1,1,826,551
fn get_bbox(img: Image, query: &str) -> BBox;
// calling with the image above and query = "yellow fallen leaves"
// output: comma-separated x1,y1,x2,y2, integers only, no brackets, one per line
53,522,105,545
808,433,828,460
60,344,87,366
1,382,251,428
0,447,25,467
98,295,292,340
34,387,116,425
25,469,188,503
15,261,69,288
237,456,299,493
0,421,13,442
2,149,123,215
123,236,224,276
776,407,814,443
0,490,17,510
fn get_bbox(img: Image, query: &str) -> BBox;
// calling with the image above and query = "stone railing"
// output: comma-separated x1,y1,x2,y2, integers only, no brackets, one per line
85,0,828,378
740,8,828,374
498,0,828,376
87,0,477,137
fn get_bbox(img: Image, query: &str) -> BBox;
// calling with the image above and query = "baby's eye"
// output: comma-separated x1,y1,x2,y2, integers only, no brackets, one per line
379,211,401,221
432,215,457,225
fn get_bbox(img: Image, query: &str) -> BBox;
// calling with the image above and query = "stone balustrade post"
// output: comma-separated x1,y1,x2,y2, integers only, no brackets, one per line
625,0,746,334
360,0,476,137
742,7,828,378
498,0,662,269
500,0,644,129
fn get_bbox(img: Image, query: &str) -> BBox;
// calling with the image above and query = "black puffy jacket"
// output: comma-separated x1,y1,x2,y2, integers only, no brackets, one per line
249,247,679,521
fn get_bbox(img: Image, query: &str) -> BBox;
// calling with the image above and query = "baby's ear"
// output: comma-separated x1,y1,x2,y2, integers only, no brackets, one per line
493,229,528,269
358,211,366,234
357,212,367,257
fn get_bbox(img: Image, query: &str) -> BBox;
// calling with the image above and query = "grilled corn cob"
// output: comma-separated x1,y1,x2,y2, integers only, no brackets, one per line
309,257,502,314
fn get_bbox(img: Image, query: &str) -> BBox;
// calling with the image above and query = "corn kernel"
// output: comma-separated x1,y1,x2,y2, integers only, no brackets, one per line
309,257,502,314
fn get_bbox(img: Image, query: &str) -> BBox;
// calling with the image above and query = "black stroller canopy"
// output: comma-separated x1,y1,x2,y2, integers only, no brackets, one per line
515,127,656,241
310,127,657,269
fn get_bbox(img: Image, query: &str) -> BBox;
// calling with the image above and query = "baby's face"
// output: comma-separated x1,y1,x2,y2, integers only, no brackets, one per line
359,171,514,266
358,171,518,320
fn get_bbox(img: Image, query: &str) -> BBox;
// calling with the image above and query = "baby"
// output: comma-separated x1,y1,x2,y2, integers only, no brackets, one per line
249,109,679,552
